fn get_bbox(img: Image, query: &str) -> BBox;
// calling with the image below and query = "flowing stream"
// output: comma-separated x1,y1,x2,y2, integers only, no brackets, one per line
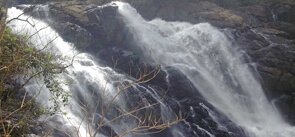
115,2,295,137
6,2,295,137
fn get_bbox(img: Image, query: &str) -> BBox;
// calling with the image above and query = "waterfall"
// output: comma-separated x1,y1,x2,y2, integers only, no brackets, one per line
115,2,295,137
7,6,180,137
6,2,295,137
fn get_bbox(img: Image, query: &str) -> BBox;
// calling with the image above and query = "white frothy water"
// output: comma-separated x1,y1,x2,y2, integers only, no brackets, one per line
115,2,295,137
6,6,175,137
7,5,182,137
7,7,117,137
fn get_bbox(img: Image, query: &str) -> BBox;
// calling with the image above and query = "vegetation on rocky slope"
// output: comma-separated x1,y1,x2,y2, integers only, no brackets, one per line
0,28,60,137
0,3,69,136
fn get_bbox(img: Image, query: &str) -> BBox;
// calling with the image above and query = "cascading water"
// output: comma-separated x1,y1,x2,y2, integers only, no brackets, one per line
7,6,181,137
8,7,114,137
6,1,295,137
115,2,295,137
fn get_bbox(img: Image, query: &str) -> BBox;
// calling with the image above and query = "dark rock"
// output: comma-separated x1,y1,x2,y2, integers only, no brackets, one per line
273,94,295,124
125,0,245,28
272,3,295,24
97,46,246,137
98,126,118,137
26,1,125,52
30,125,44,135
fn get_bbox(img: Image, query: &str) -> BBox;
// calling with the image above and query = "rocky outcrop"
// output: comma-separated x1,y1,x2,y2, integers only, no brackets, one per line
125,0,245,28
26,1,125,53
98,46,247,137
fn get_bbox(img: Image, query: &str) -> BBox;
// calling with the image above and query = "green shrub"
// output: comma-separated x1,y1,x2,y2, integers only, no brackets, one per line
0,27,69,136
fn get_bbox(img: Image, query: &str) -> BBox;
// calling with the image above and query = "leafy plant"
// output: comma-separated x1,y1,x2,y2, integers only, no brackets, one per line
0,25,70,137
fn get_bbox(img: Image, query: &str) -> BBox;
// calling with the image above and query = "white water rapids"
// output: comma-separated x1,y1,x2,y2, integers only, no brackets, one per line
7,7,117,137
7,6,179,137
5,1,295,137
115,2,295,137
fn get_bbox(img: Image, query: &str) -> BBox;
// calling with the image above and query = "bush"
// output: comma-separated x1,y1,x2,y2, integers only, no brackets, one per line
0,27,68,136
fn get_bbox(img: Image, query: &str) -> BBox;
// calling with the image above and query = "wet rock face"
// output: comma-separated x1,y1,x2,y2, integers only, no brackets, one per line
27,1,125,52
232,27,295,124
272,3,295,24
97,47,247,137
124,0,245,28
